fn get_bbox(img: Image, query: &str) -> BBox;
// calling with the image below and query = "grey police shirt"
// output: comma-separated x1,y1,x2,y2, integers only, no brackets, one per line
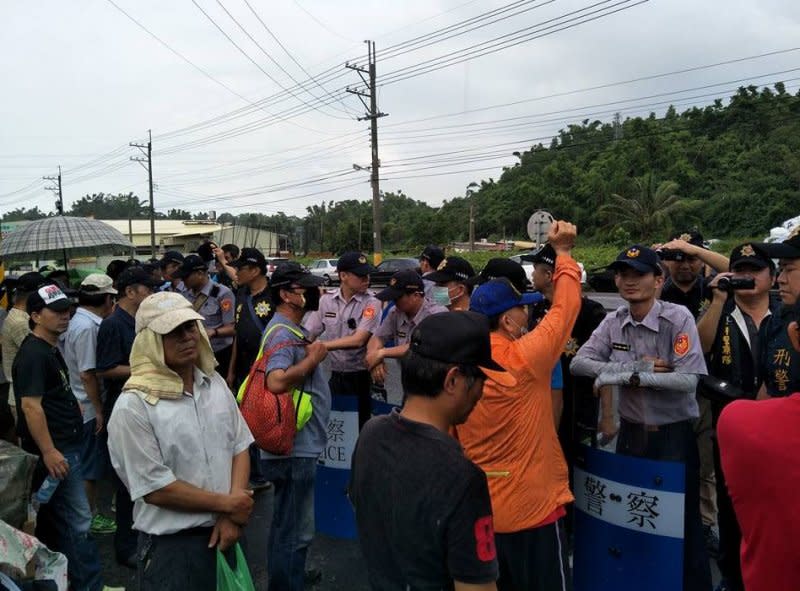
571,299,707,425
374,299,448,346
304,289,381,372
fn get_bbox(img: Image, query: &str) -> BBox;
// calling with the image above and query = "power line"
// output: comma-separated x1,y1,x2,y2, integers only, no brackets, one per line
380,0,649,85
105,0,330,135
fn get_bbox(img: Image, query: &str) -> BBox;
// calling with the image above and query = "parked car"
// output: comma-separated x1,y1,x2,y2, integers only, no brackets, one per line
265,257,290,278
309,258,339,285
369,257,419,287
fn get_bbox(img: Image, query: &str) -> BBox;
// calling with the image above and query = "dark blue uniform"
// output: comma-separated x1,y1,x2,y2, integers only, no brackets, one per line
759,306,800,397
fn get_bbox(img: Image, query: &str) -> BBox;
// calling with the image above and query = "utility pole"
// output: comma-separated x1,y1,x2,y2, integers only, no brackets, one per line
44,166,67,268
43,165,64,215
130,130,156,258
347,40,387,265
466,182,478,252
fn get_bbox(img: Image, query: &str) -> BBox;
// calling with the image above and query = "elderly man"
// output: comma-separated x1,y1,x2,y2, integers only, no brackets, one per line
571,245,711,591
351,311,514,590
108,292,255,591
458,221,581,591
256,261,330,591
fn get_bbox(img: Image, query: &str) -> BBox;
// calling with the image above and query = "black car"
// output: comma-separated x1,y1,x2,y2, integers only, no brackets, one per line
369,257,419,287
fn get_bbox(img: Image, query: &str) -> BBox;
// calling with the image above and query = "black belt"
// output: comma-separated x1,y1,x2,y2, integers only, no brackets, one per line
330,370,368,376
149,526,214,539
620,417,692,433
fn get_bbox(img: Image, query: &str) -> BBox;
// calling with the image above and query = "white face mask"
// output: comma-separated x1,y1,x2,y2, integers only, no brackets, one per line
507,315,529,338
431,286,451,307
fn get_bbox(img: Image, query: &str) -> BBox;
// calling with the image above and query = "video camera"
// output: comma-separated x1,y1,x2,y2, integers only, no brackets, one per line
716,277,755,292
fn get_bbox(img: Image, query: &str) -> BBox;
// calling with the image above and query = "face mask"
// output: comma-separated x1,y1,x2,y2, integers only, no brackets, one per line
431,286,451,307
302,288,320,312
507,315,529,339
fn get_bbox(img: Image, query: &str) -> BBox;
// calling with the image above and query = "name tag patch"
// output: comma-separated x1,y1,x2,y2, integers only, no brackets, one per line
612,342,631,352
324,312,337,318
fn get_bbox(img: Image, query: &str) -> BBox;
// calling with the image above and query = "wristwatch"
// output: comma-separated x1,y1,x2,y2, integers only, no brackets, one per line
628,371,640,387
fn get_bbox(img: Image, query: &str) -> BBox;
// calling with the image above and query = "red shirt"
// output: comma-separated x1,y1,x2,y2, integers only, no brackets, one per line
717,394,800,591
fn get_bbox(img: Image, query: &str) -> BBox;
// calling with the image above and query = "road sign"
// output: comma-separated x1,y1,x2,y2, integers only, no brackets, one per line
527,210,554,244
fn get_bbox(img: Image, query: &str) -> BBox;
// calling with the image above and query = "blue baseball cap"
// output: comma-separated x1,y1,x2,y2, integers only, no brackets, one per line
608,245,663,275
469,277,543,317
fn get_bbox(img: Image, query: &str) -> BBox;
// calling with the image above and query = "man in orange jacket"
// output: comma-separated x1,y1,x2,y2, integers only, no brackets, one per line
457,220,582,591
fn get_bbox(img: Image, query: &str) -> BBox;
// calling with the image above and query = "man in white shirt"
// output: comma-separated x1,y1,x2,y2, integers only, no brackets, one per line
108,292,255,591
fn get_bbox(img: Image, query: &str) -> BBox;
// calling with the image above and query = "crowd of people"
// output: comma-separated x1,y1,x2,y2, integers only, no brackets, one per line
0,221,798,591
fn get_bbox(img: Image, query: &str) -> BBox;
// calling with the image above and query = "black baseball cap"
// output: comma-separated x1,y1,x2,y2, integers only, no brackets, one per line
270,261,324,288
729,243,773,271
336,252,374,276
15,272,47,294
419,245,445,269
117,266,160,291
468,258,529,293
425,256,475,284
522,243,556,267
230,248,267,273
669,230,705,248
196,241,216,263
376,270,424,301
608,245,663,275
26,283,71,314
174,254,208,279
160,251,184,267
760,229,800,259
410,311,516,387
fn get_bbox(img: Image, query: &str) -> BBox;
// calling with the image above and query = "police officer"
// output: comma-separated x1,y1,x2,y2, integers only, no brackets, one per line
226,248,271,390
658,230,730,556
571,245,712,591
422,256,475,310
176,254,236,377
658,230,729,318
757,228,800,397
695,242,779,591
366,270,447,384
304,252,380,429
159,250,186,293
469,257,531,293
419,245,445,298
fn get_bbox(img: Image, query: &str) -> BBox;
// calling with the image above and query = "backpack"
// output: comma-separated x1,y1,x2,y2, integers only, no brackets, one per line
237,323,312,456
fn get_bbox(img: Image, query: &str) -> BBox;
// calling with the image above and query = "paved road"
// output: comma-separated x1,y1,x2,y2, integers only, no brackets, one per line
96,483,370,591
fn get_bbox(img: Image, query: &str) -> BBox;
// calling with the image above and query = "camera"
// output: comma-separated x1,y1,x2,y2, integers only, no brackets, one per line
716,277,755,292
657,249,685,262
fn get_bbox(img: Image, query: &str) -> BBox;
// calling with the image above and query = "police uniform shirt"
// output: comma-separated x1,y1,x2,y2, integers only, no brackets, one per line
758,306,800,397
374,299,448,346
304,289,381,372
161,280,188,294
661,276,712,319
184,280,235,352
574,300,707,425
232,286,272,385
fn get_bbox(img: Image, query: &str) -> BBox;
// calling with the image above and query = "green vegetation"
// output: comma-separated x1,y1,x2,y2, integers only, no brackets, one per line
6,84,798,261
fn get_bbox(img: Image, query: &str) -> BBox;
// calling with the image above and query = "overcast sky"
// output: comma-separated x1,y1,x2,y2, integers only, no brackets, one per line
1,0,798,219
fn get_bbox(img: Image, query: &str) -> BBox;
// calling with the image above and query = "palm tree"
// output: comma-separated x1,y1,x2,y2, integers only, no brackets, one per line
600,174,688,239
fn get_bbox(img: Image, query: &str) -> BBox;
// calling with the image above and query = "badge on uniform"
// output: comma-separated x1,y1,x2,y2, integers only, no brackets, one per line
674,333,690,356
363,307,376,320
255,301,271,317
612,342,631,351
324,311,337,318
564,337,579,357
221,299,233,312
397,331,406,339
